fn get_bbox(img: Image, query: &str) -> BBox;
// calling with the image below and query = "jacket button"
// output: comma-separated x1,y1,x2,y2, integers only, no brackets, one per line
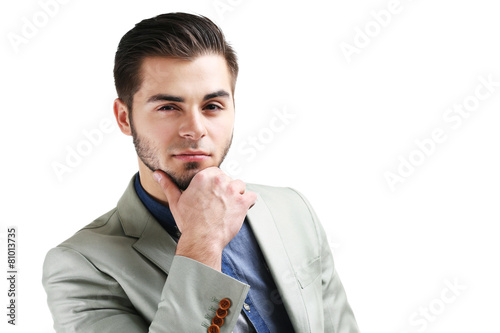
212,316,224,327
219,298,231,310
216,308,228,318
208,324,220,333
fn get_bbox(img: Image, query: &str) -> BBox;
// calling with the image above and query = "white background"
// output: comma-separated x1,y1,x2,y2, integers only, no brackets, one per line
1,0,499,332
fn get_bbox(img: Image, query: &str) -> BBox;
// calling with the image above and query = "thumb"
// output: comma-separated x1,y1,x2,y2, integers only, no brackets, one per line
152,170,181,207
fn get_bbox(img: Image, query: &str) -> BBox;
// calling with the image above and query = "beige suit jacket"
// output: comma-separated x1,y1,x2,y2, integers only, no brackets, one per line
43,176,359,332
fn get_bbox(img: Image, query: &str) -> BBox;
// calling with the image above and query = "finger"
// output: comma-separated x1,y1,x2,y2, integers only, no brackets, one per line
230,179,247,195
153,170,181,207
198,166,226,178
242,190,257,209
189,167,230,189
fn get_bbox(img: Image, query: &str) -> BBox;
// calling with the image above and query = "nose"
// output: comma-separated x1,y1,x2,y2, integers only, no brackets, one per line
179,109,207,140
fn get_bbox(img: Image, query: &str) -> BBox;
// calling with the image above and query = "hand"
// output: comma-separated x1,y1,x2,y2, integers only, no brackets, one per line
153,167,257,271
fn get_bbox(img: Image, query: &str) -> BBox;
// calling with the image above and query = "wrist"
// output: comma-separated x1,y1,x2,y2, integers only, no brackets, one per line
175,235,224,271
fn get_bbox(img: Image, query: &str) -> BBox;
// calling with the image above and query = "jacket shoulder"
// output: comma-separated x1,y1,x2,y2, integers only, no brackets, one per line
246,183,314,214
56,207,130,255
70,206,122,235
247,182,324,247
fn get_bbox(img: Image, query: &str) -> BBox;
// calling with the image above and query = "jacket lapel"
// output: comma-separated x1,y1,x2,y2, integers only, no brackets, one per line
246,193,310,333
132,219,177,275
116,176,177,275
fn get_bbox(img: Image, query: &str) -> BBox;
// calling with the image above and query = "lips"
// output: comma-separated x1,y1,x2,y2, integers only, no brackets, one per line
172,151,210,162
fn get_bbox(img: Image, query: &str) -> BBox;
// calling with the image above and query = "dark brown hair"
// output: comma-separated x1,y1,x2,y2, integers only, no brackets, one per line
113,12,238,110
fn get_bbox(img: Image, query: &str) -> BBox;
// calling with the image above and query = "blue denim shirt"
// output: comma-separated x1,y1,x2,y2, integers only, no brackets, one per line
134,174,294,332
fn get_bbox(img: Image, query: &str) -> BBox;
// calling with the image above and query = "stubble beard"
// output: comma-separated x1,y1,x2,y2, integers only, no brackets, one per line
130,118,232,191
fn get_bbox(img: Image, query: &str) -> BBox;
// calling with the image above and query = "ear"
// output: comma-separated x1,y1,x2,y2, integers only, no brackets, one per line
114,98,132,136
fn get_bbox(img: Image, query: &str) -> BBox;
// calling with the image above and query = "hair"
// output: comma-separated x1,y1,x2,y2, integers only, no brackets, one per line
113,12,238,111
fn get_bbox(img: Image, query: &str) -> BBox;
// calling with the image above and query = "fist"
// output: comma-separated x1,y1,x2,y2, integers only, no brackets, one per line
153,167,257,270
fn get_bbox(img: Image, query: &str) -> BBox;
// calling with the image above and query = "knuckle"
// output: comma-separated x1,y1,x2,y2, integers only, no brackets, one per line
228,181,242,195
235,194,246,206
193,171,206,182
214,174,227,185
227,183,237,195
234,179,246,188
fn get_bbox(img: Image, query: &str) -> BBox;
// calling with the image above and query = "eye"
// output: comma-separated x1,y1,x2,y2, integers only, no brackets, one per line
157,105,177,112
204,103,223,112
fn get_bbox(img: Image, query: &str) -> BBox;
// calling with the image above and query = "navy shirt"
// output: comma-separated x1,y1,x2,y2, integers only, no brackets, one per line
134,174,295,332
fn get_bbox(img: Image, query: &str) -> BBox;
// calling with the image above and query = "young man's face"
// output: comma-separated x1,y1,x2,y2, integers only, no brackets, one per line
118,54,235,190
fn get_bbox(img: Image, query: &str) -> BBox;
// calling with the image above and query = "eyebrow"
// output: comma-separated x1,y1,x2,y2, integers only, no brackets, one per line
146,90,231,104
203,90,230,101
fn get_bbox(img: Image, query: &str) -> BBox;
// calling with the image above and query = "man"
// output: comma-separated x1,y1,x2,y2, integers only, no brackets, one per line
43,12,359,333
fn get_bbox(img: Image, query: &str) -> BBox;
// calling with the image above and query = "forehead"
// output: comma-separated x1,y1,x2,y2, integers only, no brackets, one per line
136,55,232,99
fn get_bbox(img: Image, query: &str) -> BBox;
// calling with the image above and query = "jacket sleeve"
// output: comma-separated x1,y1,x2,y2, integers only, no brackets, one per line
42,247,249,333
292,189,360,333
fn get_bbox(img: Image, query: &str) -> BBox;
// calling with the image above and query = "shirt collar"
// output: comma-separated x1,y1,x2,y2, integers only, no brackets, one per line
134,173,181,240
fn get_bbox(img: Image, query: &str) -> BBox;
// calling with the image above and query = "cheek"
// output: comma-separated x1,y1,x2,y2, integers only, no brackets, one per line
211,119,233,143
214,111,234,133
142,120,177,145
